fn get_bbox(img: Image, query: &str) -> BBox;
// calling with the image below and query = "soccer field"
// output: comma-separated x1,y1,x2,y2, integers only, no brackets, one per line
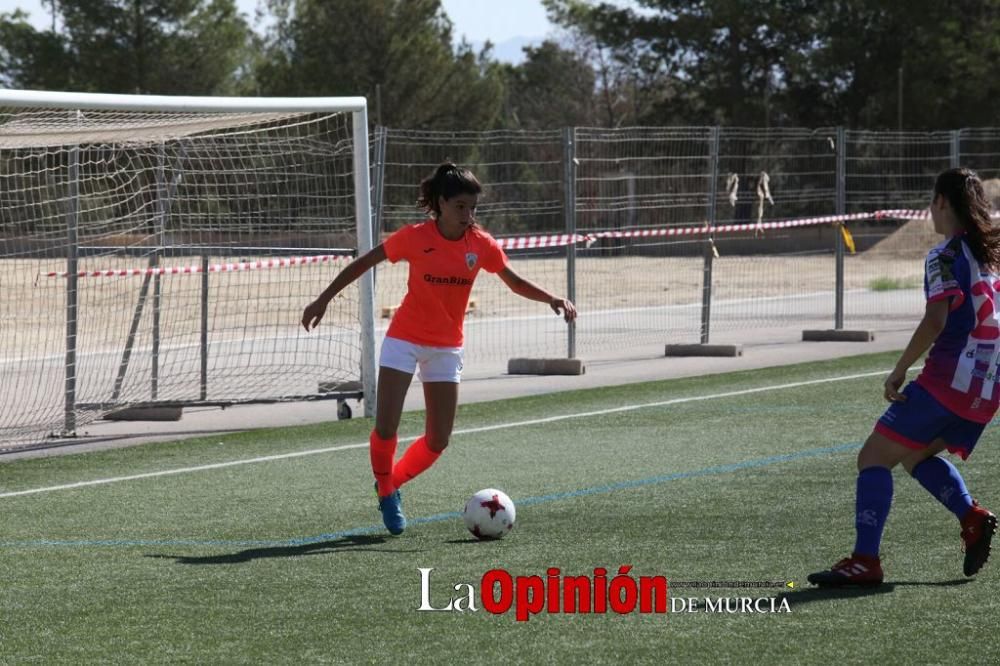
2,351,998,664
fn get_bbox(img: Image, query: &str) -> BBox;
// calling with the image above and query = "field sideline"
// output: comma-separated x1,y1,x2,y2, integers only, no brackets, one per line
2,351,999,663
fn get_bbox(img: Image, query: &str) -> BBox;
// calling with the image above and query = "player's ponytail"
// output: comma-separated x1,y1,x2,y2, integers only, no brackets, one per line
417,162,482,217
935,167,1000,270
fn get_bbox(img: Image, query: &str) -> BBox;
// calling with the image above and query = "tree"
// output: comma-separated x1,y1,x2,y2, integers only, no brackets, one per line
254,0,506,129
0,10,72,89
502,40,596,129
60,0,252,94
543,0,683,126
788,0,1000,129
544,0,822,126
544,0,1000,129
0,1,252,94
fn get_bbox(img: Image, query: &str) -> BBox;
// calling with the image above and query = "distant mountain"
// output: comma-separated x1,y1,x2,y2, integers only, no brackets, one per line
467,35,546,64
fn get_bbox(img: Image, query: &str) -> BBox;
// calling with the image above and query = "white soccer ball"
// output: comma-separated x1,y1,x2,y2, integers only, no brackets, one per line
463,488,516,539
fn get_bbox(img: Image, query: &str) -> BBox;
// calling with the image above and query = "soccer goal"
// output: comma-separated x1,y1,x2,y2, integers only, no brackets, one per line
0,89,376,452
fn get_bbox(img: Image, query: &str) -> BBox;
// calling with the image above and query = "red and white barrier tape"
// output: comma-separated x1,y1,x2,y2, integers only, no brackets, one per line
48,208,998,278
497,208,935,249
47,253,348,279
497,233,590,250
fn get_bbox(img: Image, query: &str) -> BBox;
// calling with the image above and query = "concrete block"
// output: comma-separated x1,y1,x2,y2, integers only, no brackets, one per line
103,406,183,422
802,329,874,342
507,358,586,375
664,344,743,357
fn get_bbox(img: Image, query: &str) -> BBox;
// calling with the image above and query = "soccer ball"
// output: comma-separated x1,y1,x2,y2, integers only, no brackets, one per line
463,488,516,539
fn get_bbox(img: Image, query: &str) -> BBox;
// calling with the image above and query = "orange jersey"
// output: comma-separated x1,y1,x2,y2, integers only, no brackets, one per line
383,221,509,346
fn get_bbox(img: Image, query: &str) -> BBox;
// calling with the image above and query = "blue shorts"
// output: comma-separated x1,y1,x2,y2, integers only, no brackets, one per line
874,382,985,460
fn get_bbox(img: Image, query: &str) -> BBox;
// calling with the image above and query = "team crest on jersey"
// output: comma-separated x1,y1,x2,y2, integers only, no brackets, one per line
465,252,478,270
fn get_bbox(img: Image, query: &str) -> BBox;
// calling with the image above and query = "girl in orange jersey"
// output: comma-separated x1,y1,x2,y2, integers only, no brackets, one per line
302,162,577,535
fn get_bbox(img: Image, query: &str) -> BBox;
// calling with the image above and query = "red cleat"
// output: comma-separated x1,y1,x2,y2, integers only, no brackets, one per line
961,502,997,577
807,553,884,587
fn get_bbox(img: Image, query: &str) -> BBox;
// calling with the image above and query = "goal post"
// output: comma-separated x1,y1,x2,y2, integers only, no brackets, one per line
0,89,376,451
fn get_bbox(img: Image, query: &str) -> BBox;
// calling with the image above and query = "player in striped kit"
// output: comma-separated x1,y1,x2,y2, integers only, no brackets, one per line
302,162,576,535
809,168,999,587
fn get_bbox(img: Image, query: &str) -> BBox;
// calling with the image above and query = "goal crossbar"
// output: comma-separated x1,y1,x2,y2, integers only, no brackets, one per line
0,89,367,114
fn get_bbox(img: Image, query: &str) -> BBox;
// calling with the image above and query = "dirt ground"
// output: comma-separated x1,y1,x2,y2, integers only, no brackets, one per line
1,222,934,450
0,244,929,360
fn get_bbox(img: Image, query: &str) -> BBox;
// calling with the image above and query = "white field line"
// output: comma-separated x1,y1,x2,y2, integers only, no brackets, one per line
0,369,886,498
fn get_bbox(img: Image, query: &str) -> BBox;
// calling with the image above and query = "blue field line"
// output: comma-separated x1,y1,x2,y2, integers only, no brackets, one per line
0,441,861,550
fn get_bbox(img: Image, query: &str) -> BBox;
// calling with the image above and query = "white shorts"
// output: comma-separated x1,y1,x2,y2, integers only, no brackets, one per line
379,336,465,383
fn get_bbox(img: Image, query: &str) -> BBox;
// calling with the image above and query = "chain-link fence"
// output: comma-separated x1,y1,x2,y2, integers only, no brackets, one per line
373,126,1000,370
6,119,1000,451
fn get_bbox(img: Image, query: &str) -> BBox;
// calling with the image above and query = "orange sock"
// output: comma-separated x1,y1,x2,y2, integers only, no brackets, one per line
370,430,397,497
391,436,441,488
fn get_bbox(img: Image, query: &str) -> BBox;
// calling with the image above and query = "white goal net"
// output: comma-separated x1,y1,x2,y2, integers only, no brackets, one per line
0,90,375,452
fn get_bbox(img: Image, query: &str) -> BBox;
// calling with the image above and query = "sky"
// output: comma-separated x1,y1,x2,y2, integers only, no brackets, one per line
0,0,556,62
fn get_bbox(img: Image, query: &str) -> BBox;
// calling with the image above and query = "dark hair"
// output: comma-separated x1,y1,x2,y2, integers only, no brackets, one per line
417,162,482,216
934,167,1000,269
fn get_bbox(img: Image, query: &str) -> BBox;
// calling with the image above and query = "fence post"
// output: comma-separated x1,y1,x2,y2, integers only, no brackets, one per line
505,127,585,375
372,126,388,248
835,126,846,330
563,126,577,359
950,130,961,168
802,126,872,343
700,127,720,344
200,255,209,401
64,143,80,436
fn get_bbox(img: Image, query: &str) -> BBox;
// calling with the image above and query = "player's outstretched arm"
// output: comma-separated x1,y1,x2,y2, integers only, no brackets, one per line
302,245,388,331
497,266,577,322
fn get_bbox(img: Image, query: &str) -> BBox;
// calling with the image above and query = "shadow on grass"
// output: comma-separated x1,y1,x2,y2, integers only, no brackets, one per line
889,579,976,587
145,534,418,565
777,578,973,606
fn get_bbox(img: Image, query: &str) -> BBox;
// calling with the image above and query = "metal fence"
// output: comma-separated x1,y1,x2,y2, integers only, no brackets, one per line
371,126,1000,370
6,121,1000,451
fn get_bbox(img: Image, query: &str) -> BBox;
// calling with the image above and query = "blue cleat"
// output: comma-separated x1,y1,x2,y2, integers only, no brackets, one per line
375,481,406,535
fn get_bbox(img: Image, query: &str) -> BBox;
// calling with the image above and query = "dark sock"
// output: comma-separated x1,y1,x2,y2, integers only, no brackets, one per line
853,466,893,557
911,456,974,520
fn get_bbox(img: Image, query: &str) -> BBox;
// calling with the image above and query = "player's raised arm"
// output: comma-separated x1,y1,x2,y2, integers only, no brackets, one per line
496,266,577,322
302,244,387,331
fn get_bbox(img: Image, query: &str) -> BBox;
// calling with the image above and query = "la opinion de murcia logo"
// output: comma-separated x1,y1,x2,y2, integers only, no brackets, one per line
416,567,791,621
